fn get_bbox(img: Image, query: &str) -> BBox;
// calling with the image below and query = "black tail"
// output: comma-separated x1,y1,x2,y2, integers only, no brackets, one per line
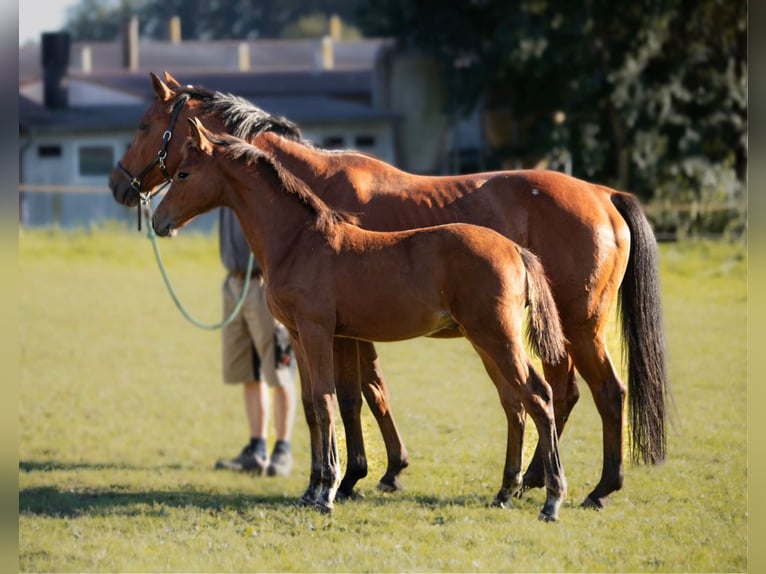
518,247,567,366
611,192,669,465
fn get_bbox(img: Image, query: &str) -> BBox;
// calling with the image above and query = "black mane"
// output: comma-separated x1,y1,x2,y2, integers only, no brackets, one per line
173,86,303,142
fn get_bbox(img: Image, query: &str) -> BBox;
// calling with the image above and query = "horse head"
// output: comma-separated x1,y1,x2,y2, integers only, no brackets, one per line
108,72,190,207
151,117,225,236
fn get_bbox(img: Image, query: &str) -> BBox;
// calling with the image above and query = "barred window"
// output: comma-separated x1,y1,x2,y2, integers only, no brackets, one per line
78,145,114,176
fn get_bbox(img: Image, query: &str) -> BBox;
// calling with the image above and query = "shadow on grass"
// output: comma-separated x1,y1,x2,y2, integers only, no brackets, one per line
20,485,294,518
19,459,299,518
20,460,187,473
20,460,546,518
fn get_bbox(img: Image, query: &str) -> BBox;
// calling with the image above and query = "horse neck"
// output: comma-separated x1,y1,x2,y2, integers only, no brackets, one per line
253,132,337,186
221,158,318,276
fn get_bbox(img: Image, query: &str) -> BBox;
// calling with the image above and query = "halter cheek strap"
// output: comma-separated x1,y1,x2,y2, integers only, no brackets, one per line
116,94,191,230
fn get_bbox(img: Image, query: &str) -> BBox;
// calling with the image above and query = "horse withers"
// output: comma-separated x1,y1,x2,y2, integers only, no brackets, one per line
153,118,570,521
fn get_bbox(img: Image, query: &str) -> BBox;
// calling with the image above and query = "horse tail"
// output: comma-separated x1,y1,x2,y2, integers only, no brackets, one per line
518,246,567,366
611,191,669,465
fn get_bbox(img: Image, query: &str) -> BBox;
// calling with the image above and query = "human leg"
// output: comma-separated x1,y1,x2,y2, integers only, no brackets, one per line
215,274,269,474
244,280,297,476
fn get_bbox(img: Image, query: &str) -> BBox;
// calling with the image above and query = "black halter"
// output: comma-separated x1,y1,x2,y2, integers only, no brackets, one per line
116,94,190,230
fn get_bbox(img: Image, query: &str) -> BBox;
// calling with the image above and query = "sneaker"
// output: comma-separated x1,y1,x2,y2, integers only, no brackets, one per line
267,447,292,477
215,444,267,474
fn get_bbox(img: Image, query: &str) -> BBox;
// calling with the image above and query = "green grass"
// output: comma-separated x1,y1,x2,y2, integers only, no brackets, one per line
19,227,747,572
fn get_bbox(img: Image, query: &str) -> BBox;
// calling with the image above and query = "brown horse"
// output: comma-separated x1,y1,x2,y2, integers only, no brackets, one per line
153,117,569,520
109,72,668,510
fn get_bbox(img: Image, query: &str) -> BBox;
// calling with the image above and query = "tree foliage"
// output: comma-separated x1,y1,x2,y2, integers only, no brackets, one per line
358,0,747,212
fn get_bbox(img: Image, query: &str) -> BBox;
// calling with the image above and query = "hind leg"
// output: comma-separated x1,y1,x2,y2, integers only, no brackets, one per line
502,357,567,521
333,338,368,499
333,340,409,498
524,325,626,509
466,326,566,521
356,341,410,492
569,333,626,509
474,350,526,507
522,354,578,491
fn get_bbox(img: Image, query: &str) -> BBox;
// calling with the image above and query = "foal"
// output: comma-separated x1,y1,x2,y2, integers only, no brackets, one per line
153,118,569,521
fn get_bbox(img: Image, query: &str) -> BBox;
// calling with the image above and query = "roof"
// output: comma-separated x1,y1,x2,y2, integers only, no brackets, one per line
19,88,395,133
19,96,147,132
19,37,392,83
19,36,397,134
75,68,374,100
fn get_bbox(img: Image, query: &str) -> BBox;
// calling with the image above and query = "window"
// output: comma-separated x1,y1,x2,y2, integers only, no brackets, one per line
78,145,114,176
322,136,345,149
38,144,62,158
354,135,376,148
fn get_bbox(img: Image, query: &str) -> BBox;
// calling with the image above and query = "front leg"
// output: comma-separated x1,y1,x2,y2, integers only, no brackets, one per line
296,321,342,513
290,334,323,507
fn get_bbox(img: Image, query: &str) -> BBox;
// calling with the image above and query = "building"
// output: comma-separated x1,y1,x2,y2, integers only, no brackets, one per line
19,18,482,228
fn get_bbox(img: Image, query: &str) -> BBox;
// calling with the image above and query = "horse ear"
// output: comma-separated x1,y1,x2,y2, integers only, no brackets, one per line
163,71,182,88
150,72,174,102
187,117,214,155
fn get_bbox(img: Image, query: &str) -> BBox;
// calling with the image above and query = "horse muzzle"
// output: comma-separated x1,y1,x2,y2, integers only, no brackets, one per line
108,169,141,207
151,212,177,237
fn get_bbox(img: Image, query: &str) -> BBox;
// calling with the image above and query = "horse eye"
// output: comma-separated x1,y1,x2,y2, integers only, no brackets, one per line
177,171,189,180
138,123,150,132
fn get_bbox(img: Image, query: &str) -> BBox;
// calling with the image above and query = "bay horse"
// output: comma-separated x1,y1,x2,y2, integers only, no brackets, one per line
109,72,668,510
153,117,569,520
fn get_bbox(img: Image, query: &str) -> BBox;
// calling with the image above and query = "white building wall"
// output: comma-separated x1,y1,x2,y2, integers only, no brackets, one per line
20,121,395,228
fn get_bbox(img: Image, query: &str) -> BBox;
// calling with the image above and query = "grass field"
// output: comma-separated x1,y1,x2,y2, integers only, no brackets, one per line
19,226,747,572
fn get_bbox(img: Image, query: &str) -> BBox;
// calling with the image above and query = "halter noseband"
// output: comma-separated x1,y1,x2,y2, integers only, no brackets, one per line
117,94,190,230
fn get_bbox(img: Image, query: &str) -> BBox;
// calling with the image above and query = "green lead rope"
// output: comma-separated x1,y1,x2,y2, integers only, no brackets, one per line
141,201,254,330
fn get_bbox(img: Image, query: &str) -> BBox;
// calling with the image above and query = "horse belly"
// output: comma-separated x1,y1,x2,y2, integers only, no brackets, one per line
336,301,457,343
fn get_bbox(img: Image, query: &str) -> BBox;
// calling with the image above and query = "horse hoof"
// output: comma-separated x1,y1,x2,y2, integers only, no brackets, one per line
298,497,333,513
376,479,402,493
581,496,605,510
297,495,314,508
538,512,559,523
490,498,509,509
335,489,364,502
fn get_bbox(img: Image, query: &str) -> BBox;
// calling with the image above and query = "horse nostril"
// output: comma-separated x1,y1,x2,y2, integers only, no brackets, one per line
152,215,171,236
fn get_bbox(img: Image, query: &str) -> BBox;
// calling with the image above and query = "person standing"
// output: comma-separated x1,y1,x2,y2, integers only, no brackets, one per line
214,207,296,476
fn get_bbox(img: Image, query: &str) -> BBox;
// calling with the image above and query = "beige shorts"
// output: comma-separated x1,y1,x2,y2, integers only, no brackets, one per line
222,273,294,387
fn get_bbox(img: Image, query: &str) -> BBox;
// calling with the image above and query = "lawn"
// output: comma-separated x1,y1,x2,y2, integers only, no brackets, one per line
18,227,747,572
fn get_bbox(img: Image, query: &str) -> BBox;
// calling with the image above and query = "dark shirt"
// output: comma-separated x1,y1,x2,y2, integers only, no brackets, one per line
219,207,262,274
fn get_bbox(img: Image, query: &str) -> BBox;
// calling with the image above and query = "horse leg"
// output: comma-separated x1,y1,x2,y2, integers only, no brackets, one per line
294,323,341,513
333,338,368,499
356,341,410,493
491,353,566,521
289,335,323,506
464,320,566,521
520,364,568,521
521,355,578,492
474,350,526,507
569,334,626,509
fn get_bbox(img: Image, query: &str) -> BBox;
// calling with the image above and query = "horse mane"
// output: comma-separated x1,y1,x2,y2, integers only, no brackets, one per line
172,87,304,143
199,132,359,234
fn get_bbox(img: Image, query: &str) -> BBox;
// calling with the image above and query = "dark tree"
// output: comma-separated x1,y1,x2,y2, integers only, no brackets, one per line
357,0,747,210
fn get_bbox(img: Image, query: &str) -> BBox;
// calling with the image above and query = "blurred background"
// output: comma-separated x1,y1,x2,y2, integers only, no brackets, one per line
18,0,747,239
